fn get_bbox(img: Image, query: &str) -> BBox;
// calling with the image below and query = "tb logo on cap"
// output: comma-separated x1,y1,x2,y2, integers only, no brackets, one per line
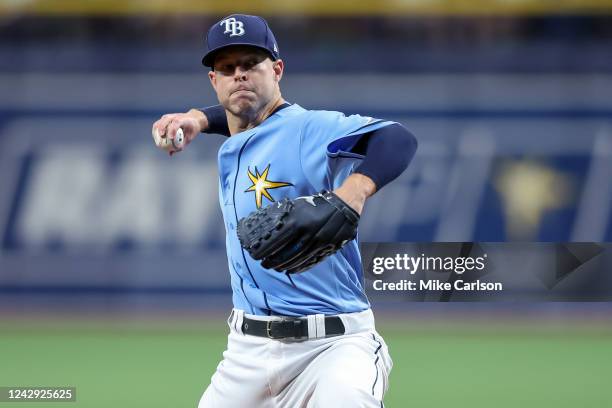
220,17,245,37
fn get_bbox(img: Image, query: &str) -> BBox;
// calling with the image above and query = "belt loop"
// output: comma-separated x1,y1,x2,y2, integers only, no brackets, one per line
236,310,245,335
227,310,235,328
315,314,326,338
307,315,317,339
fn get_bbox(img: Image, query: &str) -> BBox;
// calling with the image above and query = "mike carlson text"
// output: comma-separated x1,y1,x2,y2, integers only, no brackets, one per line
372,279,503,292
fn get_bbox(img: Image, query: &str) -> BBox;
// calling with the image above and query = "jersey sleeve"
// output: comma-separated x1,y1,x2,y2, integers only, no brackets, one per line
299,110,396,190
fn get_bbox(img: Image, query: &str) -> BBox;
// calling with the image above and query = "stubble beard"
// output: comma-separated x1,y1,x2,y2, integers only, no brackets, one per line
226,93,269,122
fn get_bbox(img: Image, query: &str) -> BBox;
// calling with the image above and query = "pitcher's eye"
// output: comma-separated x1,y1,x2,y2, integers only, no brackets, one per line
216,64,234,74
243,59,258,70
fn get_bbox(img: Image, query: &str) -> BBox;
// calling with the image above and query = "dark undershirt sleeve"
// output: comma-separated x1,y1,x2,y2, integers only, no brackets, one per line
200,105,231,137
353,123,417,191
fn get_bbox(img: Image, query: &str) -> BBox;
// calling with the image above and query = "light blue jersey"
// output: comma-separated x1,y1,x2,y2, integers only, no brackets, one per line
217,103,395,316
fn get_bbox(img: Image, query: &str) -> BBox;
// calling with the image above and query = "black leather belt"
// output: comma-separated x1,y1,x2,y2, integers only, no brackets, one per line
239,315,345,340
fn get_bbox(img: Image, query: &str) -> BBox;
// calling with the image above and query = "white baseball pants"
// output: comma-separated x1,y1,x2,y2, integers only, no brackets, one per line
198,308,392,407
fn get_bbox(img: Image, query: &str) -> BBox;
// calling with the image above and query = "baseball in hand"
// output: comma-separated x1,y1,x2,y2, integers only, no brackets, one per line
153,127,185,153
174,128,185,148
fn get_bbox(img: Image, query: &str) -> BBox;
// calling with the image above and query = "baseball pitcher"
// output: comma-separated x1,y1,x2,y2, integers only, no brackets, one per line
152,14,417,407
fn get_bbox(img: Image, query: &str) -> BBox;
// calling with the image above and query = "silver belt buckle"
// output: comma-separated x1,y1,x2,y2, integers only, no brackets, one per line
266,318,297,339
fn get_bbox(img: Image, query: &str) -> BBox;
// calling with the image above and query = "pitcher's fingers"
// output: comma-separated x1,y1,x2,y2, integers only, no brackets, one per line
169,147,183,157
166,119,182,140
152,127,162,146
155,114,179,139
151,119,163,142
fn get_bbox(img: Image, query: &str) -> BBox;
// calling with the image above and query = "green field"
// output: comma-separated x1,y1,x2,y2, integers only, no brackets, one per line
1,319,611,407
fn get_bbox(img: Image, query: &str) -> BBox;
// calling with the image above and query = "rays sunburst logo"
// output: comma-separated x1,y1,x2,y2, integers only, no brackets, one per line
245,164,293,208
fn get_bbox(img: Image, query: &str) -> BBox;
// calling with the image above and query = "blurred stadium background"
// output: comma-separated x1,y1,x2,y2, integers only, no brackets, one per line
1,1,611,407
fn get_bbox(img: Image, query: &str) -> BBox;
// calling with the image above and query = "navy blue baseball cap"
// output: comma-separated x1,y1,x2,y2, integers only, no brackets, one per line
202,14,280,67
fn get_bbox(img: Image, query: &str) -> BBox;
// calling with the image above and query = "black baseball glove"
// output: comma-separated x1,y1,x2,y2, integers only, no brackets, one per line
237,191,360,274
